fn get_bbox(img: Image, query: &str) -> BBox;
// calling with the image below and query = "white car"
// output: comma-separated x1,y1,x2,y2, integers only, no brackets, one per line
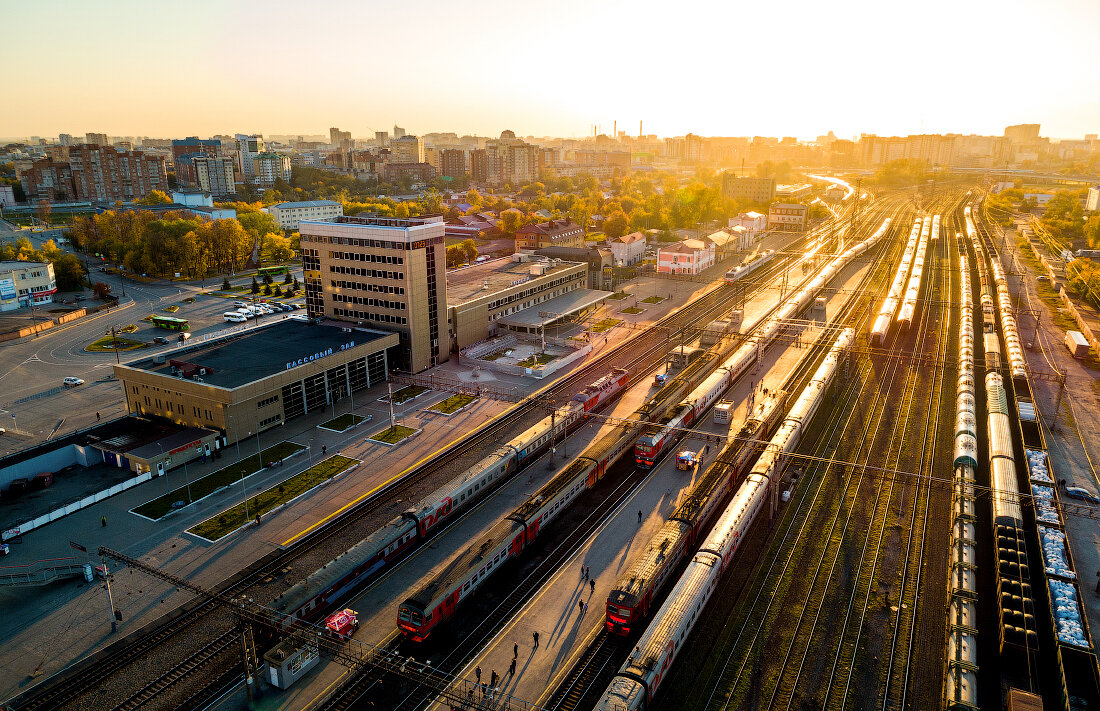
63,377,85,387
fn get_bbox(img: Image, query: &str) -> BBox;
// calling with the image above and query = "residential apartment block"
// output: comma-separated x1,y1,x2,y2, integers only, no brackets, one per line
470,130,542,186
299,214,448,372
235,134,264,178
266,200,344,230
193,155,237,197
440,149,467,178
19,159,76,202
721,175,776,203
172,137,222,186
68,145,169,202
252,152,292,184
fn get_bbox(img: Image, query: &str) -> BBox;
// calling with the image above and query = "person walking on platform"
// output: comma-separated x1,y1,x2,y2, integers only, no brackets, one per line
475,665,481,685
509,657,517,676
513,642,518,659
590,579,596,594
579,599,585,615
533,630,539,649
638,510,643,524
490,670,498,688
585,565,590,580
101,516,107,527
583,601,588,615
581,564,586,580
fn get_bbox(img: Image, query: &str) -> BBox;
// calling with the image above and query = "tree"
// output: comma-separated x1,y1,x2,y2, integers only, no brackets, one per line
251,276,260,294
222,277,232,290
92,281,112,300
274,285,284,297
500,209,526,236
283,271,293,284
261,235,294,264
263,283,273,296
53,254,86,291
603,211,629,239
262,272,273,285
36,199,51,226
137,190,173,205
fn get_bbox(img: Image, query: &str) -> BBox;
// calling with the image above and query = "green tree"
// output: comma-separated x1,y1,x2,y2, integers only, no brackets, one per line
603,211,629,239
251,276,260,294
137,190,173,205
36,199,51,225
263,283,273,295
222,277,232,290
52,253,86,291
499,209,526,237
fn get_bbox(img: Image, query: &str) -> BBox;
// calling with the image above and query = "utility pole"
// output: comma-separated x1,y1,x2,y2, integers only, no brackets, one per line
102,559,118,633
241,624,258,703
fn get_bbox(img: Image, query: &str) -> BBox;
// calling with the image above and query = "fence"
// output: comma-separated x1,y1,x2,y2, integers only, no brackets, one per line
2,470,153,542
0,300,125,342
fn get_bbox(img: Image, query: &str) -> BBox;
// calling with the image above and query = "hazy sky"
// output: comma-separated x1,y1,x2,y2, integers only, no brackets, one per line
3,0,1098,141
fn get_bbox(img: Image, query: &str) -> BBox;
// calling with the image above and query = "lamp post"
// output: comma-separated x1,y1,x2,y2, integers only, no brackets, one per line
157,443,167,494
243,431,254,522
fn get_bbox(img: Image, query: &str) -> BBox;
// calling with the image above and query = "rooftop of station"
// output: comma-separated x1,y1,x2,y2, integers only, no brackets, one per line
122,320,392,389
495,288,613,328
446,257,585,305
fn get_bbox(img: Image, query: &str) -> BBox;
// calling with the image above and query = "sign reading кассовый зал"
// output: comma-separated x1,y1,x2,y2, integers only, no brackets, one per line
285,341,357,370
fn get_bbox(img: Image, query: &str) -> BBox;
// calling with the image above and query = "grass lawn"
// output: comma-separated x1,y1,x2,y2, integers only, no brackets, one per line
518,352,555,367
119,323,138,333
427,393,478,414
591,318,622,333
481,350,510,361
163,305,180,313
607,291,631,300
86,335,146,352
641,295,666,304
319,413,367,431
131,441,305,520
187,455,358,541
141,314,155,321
383,385,429,405
621,306,644,314
182,297,196,303
368,425,418,445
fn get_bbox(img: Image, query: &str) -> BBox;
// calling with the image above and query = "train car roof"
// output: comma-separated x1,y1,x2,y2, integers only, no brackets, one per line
405,517,523,609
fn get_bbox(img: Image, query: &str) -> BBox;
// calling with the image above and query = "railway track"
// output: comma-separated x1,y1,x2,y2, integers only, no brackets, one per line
14,215,866,711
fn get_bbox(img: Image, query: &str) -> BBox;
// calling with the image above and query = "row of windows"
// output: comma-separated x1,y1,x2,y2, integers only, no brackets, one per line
329,267,404,280
329,251,404,265
333,307,408,325
486,274,582,310
302,234,443,250
328,267,407,292
260,413,282,427
331,293,406,310
257,395,279,408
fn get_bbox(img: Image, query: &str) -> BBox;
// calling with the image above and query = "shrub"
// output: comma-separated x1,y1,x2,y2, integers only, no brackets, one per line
222,277,231,290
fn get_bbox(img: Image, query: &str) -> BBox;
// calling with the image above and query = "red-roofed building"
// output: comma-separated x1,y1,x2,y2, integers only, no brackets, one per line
657,239,715,275
608,231,647,266
516,218,584,250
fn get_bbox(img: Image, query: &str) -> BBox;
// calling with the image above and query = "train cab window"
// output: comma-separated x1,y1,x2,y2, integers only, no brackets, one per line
464,582,470,592
487,560,493,571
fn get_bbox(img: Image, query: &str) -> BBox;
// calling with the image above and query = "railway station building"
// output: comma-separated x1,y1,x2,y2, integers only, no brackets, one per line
113,319,399,445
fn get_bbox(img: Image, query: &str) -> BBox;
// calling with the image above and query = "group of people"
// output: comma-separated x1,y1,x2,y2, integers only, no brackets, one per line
473,638,526,695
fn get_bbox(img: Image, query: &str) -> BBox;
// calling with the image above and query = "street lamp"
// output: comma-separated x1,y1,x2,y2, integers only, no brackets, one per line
157,443,167,494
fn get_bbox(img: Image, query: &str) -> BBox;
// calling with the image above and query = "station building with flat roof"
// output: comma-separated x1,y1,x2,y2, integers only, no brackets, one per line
113,319,399,445
446,255,610,351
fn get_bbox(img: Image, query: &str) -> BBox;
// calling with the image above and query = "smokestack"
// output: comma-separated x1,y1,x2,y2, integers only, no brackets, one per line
639,120,643,137
614,120,617,137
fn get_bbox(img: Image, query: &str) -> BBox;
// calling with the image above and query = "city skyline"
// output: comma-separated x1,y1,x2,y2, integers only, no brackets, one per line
2,0,1098,141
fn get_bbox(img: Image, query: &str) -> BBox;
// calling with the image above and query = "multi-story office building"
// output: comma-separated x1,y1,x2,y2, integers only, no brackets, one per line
0,261,56,311
19,159,76,202
440,149,467,178
171,137,222,186
266,200,344,230
299,214,448,372
721,174,776,203
390,135,424,164
235,134,264,178
68,145,169,202
767,203,808,232
252,152,292,184
374,130,389,146
85,132,110,147
193,155,237,197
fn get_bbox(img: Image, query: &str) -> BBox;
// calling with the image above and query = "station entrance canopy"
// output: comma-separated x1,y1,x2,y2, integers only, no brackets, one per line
495,288,613,332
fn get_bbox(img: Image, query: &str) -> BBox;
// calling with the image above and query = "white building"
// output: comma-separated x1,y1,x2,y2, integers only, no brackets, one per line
768,203,808,232
0,184,14,208
265,200,344,230
657,239,715,275
1085,186,1099,213
729,211,767,234
235,134,264,178
171,190,214,207
0,261,56,312
252,152,292,185
608,231,647,266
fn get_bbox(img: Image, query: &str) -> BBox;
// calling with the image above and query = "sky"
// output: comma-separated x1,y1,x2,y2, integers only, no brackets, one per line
2,0,1098,142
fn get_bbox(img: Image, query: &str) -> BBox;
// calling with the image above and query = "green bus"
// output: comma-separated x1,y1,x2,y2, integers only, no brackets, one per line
259,265,289,277
151,315,190,331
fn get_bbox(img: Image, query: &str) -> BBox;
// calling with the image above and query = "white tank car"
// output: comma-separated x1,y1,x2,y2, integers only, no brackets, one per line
871,218,922,345
594,328,855,711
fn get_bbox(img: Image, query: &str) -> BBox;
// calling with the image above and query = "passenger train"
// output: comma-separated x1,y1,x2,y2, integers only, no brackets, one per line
594,328,855,711
269,368,629,628
398,218,891,642
870,217,922,346
896,214,936,330
634,218,892,468
723,250,776,284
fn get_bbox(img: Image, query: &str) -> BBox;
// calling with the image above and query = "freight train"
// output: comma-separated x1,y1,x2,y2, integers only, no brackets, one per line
594,328,855,711
399,219,891,642
269,368,629,628
635,218,893,468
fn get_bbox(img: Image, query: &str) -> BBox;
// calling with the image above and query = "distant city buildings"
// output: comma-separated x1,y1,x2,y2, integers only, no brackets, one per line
252,152,292,184
19,159,75,202
171,137,222,187
721,175,776,203
192,155,236,197
390,135,424,164
85,132,110,147
439,148,467,178
235,134,264,178
471,130,542,186
19,145,168,203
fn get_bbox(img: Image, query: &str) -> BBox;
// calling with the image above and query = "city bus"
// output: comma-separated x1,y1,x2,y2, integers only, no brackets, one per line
150,315,190,331
259,265,289,278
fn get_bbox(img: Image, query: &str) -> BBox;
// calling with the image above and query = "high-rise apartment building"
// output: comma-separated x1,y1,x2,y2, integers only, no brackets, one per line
390,135,424,164
85,132,110,147
58,134,74,146
374,131,388,146
298,214,448,372
19,159,76,202
329,127,352,145
68,145,169,202
440,149,467,178
252,152,292,184
393,125,407,139
1005,124,1041,145
235,134,265,178
193,155,237,197
470,130,540,186
172,137,222,186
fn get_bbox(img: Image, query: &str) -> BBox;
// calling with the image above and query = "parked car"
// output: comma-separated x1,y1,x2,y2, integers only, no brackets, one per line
75,294,86,301
62,377,85,387
279,303,294,312
223,312,247,323
1064,486,1100,504
234,301,249,308
152,336,169,344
